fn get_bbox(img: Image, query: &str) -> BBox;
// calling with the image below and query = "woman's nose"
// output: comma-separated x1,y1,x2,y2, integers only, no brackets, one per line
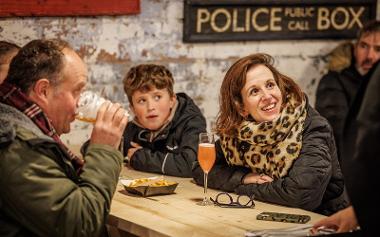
261,90,272,100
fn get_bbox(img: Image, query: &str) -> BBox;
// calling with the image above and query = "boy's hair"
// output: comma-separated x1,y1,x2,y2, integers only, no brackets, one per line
0,41,20,64
123,64,175,104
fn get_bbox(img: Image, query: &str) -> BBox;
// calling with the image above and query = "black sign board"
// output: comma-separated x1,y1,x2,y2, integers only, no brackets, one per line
183,0,377,42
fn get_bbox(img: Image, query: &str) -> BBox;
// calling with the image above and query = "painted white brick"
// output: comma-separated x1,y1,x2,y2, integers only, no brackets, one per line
0,0,378,145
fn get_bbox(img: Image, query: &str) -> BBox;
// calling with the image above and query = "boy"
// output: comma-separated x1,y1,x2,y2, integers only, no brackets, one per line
123,64,206,177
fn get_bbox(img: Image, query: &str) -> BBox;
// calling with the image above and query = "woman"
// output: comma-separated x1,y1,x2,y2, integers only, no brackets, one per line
192,53,348,215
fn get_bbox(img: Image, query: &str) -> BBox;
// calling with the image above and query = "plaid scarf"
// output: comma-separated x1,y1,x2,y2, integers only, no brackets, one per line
0,82,84,174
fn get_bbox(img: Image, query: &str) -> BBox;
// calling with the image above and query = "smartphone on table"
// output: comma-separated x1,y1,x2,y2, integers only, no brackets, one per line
256,211,311,224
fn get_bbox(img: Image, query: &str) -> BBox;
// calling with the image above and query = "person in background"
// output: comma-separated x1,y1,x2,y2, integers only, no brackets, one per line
315,20,380,160
0,40,20,84
312,62,380,236
192,53,348,215
122,64,207,177
0,39,128,237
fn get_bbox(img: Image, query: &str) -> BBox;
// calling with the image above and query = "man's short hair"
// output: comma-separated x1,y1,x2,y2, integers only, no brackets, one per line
357,20,380,40
123,64,175,104
0,41,20,64
5,39,70,94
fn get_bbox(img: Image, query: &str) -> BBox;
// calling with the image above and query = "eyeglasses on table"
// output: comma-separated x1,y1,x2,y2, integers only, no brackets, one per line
210,192,255,208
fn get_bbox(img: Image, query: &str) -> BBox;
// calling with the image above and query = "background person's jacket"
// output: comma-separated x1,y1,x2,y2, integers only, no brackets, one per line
0,102,123,237
341,62,380,236
192,104,348,215
315,42,367,161
123,92,207,177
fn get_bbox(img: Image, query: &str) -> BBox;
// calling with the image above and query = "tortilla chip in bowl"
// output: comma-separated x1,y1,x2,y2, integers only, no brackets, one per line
120,177,178,197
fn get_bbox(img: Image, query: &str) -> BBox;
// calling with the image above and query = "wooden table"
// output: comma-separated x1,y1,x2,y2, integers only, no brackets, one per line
107,167,326,237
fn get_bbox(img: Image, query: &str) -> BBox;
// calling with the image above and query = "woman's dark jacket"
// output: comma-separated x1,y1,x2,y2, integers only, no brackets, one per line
192,104,348,215
124,93,206,177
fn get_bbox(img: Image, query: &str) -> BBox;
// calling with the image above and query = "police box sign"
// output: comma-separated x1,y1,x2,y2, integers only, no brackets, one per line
183,0,377,42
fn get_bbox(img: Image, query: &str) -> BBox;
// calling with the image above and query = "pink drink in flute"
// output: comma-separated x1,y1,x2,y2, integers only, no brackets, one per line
198,143,216,173
197,133,216,206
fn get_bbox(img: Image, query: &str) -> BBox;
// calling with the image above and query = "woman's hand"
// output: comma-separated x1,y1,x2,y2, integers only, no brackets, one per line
311,206,358,234
243,172,273,184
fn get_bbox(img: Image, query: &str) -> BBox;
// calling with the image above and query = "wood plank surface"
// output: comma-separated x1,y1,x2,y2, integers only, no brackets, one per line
109,168,326,237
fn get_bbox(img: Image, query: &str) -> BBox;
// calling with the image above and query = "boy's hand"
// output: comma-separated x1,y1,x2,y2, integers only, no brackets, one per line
127,142,142,161
90,101,129,149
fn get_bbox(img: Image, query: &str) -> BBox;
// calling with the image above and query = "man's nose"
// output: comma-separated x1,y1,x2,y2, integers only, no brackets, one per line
75,97,80,108
367,47,377,61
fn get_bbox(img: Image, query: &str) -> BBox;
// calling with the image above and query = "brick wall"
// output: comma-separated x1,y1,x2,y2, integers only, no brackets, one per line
1,0,379,146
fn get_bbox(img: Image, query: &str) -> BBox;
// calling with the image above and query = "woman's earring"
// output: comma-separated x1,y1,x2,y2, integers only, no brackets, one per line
241,110,248,119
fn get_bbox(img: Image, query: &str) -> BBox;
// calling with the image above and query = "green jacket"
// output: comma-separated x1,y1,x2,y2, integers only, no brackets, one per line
0,102,123,237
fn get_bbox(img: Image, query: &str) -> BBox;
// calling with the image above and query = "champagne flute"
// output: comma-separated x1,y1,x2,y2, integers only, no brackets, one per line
197,132,216,206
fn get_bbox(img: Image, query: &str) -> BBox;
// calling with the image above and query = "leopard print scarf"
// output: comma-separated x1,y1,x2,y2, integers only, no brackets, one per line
220,94,307,179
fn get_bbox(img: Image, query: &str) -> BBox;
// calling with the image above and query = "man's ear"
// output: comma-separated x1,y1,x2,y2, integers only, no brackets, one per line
28,78,51,106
